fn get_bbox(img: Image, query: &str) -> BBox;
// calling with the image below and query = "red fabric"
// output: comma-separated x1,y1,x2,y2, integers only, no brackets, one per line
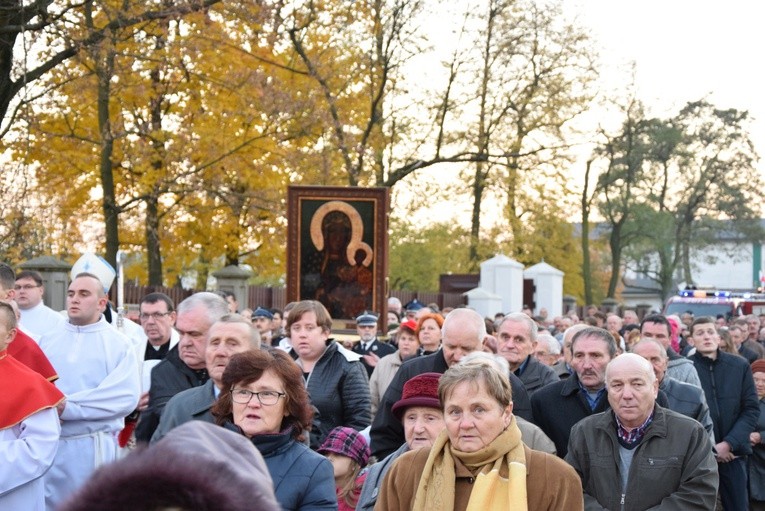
7,329,58,381
118,417,137,448
0,350,64,430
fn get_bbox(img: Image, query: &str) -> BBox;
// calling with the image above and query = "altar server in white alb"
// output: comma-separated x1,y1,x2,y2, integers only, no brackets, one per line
39,272,140,510
0,301,64,511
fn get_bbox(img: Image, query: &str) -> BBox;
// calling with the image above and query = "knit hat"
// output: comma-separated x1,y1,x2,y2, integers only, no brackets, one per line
317,426,370,468
391,372,441,421
752,360,765,375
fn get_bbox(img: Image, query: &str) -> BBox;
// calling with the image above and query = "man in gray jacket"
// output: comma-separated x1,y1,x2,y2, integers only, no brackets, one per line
565,354,718,510
151,315,260,442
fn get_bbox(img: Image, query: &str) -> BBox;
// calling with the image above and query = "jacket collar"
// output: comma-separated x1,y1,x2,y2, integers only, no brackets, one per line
594,404,669,441
561,372,584,396
191,380,217,414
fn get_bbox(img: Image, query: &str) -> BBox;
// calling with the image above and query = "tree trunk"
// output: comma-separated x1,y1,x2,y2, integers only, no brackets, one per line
606,221,623,298
581,160,593,305
145,192,163,286
145,21,168,285
96,43,119,269
469,162,486,269
468,0,497,269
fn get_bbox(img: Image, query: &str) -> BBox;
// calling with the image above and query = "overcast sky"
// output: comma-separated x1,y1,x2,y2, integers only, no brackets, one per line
573,0,765,173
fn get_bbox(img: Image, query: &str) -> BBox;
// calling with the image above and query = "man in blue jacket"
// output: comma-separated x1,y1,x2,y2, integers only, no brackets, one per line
691,316,759,510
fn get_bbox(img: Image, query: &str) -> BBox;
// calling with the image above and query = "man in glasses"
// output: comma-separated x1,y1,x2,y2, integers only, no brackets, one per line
129,293,180,422
14,269,64,341
135,292,228,442
151,314,261,442
139,293,179,362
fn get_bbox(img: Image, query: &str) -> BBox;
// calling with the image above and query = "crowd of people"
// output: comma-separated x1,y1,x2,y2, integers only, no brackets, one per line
4,259,765,510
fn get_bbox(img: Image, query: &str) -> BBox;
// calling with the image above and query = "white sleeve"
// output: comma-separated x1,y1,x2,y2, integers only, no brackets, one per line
0,408,61,496
61,344,141,421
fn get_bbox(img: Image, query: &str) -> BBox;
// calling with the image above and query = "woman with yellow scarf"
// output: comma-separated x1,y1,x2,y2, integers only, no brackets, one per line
376,362,583,510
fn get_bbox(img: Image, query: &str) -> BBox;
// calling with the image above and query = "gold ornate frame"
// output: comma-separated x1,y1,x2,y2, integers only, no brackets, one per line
287,186,389,326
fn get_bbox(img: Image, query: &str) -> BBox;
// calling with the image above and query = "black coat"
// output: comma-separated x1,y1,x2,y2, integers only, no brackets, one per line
369,349,533,459
531,373,610,458
692,349,759,455
135,346,209,442
516,355,558,395
290,340,372,449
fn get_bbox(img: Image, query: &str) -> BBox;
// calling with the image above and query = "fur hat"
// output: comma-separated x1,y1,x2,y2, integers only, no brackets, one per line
391,372,442,420
752,359,765,375
59,422,280,511
317,426,370,468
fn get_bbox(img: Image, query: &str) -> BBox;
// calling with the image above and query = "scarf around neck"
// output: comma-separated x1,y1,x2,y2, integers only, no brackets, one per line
411,416,527,511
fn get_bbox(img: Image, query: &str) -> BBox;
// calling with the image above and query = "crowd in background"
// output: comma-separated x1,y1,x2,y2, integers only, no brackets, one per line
4,259,765,510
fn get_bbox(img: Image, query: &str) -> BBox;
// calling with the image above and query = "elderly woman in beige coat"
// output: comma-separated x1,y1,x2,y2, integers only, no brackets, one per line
369,320,420,417
377,362,582,510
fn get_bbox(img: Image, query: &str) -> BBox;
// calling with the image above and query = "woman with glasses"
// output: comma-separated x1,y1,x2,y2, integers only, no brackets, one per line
286,300,371,449
212,349,336,510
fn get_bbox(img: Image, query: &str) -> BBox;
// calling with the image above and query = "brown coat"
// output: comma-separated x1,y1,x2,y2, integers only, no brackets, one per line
375,444,583,511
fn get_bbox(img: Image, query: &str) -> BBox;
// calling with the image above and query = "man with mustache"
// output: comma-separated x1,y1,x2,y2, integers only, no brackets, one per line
531,326,616,457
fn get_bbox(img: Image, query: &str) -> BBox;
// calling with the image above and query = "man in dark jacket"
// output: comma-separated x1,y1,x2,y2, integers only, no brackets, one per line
691,316,759,510
135,292,228,442
566,353,718,510
531,326,616,457
496,312,557,395
369,308,532,459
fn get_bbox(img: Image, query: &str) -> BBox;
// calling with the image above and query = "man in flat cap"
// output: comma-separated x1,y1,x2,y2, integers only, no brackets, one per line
352,311,395,377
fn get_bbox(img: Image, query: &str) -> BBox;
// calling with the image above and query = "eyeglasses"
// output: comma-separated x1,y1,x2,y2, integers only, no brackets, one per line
14,284,41,291
231,388,286,406
139,312,173,321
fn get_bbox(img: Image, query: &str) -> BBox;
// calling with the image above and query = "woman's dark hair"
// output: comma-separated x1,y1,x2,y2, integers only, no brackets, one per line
212,349,313,442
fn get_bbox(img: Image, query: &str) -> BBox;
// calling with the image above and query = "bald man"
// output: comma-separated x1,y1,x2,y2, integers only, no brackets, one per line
566,353,717,510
